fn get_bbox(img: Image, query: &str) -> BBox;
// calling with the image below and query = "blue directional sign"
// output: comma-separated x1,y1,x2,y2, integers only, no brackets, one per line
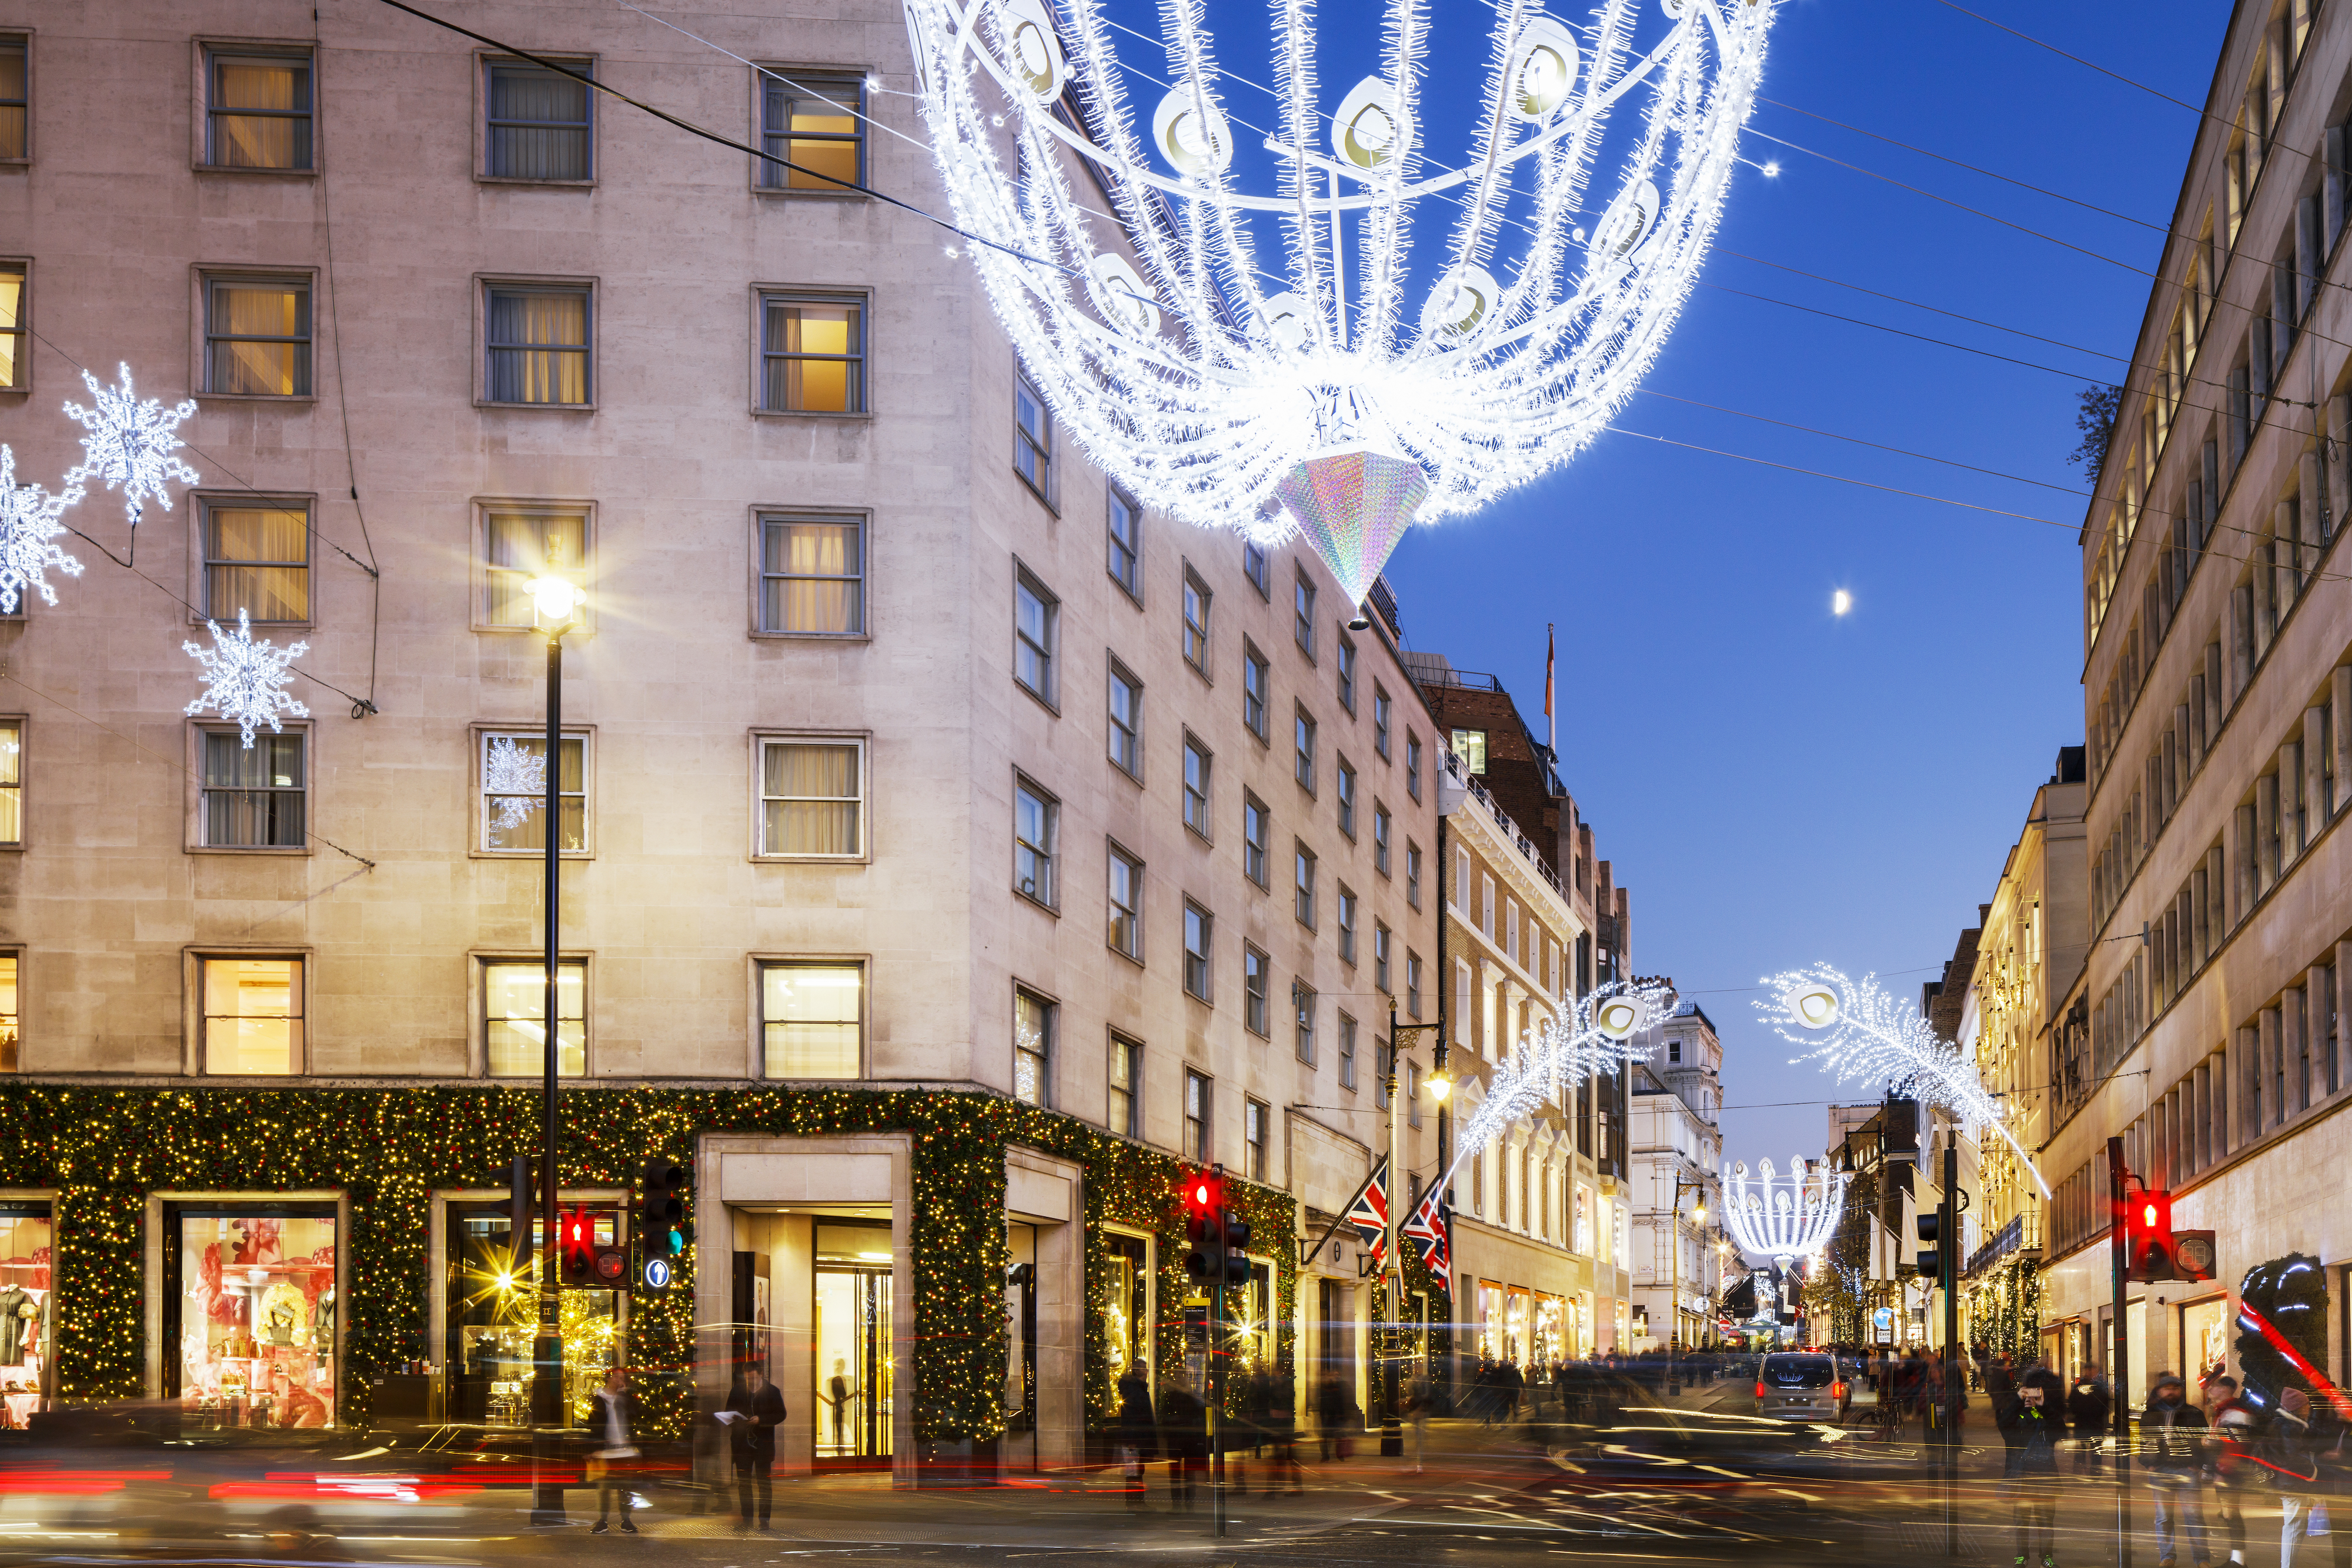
642,1256,672,1292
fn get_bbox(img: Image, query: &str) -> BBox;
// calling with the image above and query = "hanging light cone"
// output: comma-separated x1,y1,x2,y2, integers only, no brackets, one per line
1272,447,1429,613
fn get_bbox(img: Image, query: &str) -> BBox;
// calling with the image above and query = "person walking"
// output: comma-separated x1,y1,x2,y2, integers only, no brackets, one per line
1405,1369,1432,1476
1114,1367,1158,1510
2144,1372,2213,1568
2068,1364,2113,1475
1317,1373,1350,1462
2270,1387,2327,1568
724,1365,787,1532
1158,1379,1207,1510
2206,1374,2257,1566
1265,1369,1303,1495
2001,1359,2066,1568
590,1366,642,1535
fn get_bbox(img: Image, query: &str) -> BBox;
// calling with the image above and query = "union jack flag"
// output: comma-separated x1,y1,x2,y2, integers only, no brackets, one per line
1402,1181,1452,1281
1342,1159,1390,1262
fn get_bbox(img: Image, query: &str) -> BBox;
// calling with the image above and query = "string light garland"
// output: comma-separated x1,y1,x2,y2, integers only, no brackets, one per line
1720,1155,1843,1269
0,444,85,616
902,0,1778,606
60,363,201,531
1758,963,2050,1196
183,609,310,748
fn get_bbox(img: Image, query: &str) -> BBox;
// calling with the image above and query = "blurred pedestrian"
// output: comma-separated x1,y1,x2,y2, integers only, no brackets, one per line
1114,1367,1158,1510
2270,1388,2326,1568
2143,1371,2211,1568
1405,1369,1432,1476
1159,1379,1205,1510
2206,1373,2256,1566
1267,1370,1303,1494
724,1365,786,1532
590,1365,642,1534
2001,1359,2066,1568
2068,1364,2113,1474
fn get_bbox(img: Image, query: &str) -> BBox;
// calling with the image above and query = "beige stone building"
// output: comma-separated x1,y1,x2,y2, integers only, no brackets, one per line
2039,0,2352,1402
1628,1002,1728,1350
0,0,1451,1469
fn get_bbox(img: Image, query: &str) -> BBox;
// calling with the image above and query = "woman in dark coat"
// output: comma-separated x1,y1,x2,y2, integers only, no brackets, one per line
1114,1369,1159,1509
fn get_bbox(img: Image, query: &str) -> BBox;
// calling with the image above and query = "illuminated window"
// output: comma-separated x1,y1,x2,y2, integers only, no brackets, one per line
485,286,590,405
759,71,862,190
203,956,304,1075
485,959,584,1077
760,295,864,412
204,276,311,396
760,961,862,1078
759,515,864,635
205,49,312,169
203,501,309,622
1014,988,1054,1105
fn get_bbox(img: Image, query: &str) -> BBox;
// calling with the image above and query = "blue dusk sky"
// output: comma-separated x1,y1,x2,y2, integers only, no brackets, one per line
1376,0,2230,1162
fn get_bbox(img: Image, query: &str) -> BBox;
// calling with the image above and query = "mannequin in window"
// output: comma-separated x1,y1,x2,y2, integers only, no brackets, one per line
826,1357,857,1452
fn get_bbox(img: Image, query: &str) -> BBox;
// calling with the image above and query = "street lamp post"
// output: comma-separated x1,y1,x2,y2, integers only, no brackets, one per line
1384,1014,1444,1459
527,570,580,1527
1665,1174,1705,1395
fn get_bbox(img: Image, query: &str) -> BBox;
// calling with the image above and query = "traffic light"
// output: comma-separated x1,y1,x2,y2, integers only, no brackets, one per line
1915,1211,1942,1281
2125,1190,2177,1283
507,1155,533,1279
558,1206,600,1286
639,1156,692,1261
1217,1205,1254,1287
2174,1230,2218,1283
1183,1171,1221,1282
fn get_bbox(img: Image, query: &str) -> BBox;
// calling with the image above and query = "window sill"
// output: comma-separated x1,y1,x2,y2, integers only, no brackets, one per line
0,159,27,169
475,175,597,189
1184,823,1213,847
469,848,594,860
195,393,320,406
475,399,597,413
750,407,873,422
750,630,871,643
1017,474,1059,517
1013,888,1059,917
752,852,871,865
1016,683,1060,718
192,162,318,178
189,613,313,631
188,845,312,857
1110,576,1144,610
1111,762,1144,788
751,185,868,199
1109,944,1145,971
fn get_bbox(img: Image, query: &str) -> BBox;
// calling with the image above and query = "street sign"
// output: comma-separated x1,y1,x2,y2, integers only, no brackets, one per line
641,1255,672,1292
1871,1306,1895,1346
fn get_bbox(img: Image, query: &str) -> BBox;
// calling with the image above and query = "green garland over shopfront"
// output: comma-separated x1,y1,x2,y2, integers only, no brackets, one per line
0,1083,1447,1440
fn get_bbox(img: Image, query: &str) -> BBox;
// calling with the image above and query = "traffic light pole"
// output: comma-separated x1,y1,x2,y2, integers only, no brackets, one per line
1940,1139,1958,1559
532,619,570,1527
2108,1135,2133,1568
1210,1164,1227,1540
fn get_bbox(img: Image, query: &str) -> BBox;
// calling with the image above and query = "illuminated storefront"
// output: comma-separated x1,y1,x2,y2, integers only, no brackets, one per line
165,1205,338,1428
1102,1232,1151,1386
444,1200,622,1428
814,1221,893,1465
0,1202,50,1427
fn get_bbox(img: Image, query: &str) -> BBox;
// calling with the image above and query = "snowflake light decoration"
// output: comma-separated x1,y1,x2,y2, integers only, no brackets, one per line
903,0,1778,605
184,609,309,749
1759,963,2050,1196
1721,1155,1845,1269
482,735,548,833
0,443,85,616
61,363,200,530
1438,977,1674,1198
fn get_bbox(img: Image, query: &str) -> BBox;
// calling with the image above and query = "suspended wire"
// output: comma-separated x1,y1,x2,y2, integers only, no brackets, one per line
1926,0,2214,121
1635,388,2097,497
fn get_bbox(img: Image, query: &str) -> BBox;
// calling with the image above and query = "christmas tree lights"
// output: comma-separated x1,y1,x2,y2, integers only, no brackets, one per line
902,0,1778,605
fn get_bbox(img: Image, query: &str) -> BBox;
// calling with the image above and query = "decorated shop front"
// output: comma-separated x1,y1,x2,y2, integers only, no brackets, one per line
0,1200,51,1427
163,1203,338,1428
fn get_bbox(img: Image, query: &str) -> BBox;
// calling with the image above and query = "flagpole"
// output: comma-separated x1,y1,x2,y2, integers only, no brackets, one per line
1545,623,1556,756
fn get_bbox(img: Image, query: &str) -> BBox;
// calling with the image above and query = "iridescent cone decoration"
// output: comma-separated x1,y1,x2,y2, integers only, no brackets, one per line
1272,449,1429,614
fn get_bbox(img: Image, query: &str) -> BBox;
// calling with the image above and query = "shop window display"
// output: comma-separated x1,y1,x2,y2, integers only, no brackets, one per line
171,1209,336,1427
1102,1233,1150,1386
814,1222,893,1463
0,1205,49,1428
446,1201,620,1427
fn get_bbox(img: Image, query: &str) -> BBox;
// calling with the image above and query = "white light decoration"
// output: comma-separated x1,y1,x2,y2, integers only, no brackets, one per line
1759,964,2051,1196
183,609,309,749
482,735,548,834
1721,1155,1845,1269
0,444,84,616
61,363,200,530
1435,978,1675,1199
902,0,1778,607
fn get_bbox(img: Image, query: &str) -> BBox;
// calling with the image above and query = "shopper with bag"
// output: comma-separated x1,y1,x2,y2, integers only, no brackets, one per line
589,1366,642,1535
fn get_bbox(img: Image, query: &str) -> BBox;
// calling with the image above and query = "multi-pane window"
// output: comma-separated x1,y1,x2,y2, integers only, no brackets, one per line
482,732,586,852
1243,540,1269,598
485,286,590,405
1184,1069,1211,1162
1242,793,1269,887
0,720,18,845
1407,952,1422,1018
0,263,21,390
1182,572,1211,671
1293,980,1317,1064
1406,734,1422,801
485,59,592,180
759,295,863,412
1294,574,1316,655
1014,569,1058,703
1014,776,1058,905
203,956,304,1074
1406,1060,1421,1126
485,958,586,1076
1294,844,1317,928
203,502,308,622
1242,645,1269,740
1015,371,1053,498
1014,989,1054,1105
1244,947,1270,1035
1109,1033,1142,1138
1295,710,1317,791
1184,903,1212,999
1244,1098,1268,1181
1337,761,1357,837
757,737,864,857
760,961,863,1078
1374,923,1391,993
759,71,863,190
1108,662,1143,777
205,276,311,396
1182,737,1211,837
205,49,312,170
1108,488,1142,599
1373,686,1391,758
0,36,22,161
1373,804,1391,875
0,952,16,1071
759,514,864,634
1452,728,1489,774
202,730,305,848
1108,841,1144,959
1337,886,1358,965
482,506,587,628
1338,1013,1358,1091
1337,638,1357,712
1406,843,1422,908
